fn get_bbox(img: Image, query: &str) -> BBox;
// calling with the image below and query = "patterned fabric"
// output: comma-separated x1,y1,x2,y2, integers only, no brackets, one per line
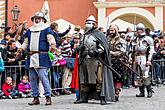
111,59,125,82
61,40,72,58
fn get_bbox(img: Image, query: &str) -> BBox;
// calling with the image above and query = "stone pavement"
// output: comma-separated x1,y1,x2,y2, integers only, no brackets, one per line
0,85,165,110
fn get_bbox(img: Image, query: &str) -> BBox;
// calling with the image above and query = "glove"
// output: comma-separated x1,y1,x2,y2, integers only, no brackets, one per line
88,49,99,57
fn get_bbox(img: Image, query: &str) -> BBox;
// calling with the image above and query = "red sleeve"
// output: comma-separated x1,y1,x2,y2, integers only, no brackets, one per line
2,83,10,97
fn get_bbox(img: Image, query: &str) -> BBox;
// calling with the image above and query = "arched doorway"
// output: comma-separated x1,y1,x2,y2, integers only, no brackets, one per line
106,7,156,31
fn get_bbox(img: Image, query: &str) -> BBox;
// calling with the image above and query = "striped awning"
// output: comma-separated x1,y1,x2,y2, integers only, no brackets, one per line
0,0,5,26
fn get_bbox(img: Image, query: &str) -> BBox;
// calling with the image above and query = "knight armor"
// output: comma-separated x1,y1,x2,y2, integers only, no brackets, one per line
135,35,154,62
75,15,115,105
134,23,154,98
82,34,103,58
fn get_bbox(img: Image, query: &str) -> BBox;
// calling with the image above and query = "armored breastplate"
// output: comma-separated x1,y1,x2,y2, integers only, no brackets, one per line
83,34,97,52
135,38,148,53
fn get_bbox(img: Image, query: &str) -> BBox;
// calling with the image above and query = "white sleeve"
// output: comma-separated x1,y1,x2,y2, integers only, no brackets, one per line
47,34,56,46
21,37,28,50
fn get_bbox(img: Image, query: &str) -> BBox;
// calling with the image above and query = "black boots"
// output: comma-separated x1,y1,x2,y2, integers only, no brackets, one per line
97,92,107,105
115,88,121,101
136,85,145,97
146,84,153,98
28,97,40,105
100,96,107,105
136,85,153,98
74,91,107,105
74,91,88,104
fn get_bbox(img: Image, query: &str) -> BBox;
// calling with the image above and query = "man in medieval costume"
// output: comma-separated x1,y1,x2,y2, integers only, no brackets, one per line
74,15,116,105
107,24,127,101
17,11,56,105
133,23,154,98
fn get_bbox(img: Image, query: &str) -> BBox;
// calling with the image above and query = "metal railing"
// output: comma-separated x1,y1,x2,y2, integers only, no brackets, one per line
151,59,165,84
1,58,75,92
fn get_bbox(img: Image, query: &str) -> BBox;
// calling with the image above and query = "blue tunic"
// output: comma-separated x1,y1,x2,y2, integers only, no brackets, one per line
24,27,54,68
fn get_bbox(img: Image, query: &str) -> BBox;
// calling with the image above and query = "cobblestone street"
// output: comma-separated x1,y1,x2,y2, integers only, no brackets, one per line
0,85,165,110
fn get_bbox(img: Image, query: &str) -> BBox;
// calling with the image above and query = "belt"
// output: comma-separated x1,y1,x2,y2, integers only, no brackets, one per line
28,51,48,56
135,52,146,56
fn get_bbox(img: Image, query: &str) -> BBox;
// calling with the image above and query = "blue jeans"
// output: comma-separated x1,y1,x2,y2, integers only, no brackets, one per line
52,72,61,89
153,62,161,80
29,68,51,97
10,90,18,97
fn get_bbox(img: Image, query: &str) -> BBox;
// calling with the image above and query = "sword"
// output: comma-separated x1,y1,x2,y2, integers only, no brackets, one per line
95,56,121,78
115,56,144,80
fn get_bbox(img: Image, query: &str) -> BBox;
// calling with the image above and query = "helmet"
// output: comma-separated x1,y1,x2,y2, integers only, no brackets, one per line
31,11,47,23
85,15,97,32
86,15,97,23
136,23,145,31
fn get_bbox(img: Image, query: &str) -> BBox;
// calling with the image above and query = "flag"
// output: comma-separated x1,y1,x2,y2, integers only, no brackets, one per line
41,0,50,23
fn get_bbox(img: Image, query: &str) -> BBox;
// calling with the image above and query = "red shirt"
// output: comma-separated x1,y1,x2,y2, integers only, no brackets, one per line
2,83,12,96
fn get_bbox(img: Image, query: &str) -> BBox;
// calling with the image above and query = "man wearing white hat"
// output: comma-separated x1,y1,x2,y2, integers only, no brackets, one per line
18,11,56,105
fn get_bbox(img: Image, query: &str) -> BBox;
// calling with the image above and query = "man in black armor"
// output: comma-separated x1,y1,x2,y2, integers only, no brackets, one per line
74,15,116,105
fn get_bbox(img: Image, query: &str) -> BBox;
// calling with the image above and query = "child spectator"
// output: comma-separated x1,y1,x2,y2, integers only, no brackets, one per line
71,34,80,58
2,77,18,99
52,48,66,96
60,34,73,95
18,75,31,98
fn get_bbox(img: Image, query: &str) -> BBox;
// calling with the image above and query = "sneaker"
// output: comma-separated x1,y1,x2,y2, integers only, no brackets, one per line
53,91,60,96
13,96,18,99
157,78,162,84
1,96,7,99
22,94,27,98
163,82,165,85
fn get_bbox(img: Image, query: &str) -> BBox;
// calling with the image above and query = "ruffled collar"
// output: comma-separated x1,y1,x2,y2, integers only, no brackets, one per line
30,22,50,32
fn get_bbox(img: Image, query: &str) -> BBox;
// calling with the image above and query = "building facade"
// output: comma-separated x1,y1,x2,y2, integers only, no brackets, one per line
5,0,165,32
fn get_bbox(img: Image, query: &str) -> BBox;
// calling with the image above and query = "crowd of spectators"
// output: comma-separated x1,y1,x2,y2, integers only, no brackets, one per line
0,22,164,99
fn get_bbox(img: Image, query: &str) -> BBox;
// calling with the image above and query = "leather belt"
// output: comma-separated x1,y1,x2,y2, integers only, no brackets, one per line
135,52,146,56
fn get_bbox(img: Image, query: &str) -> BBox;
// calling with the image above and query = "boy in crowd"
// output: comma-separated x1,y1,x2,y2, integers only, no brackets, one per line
2,77,19,99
